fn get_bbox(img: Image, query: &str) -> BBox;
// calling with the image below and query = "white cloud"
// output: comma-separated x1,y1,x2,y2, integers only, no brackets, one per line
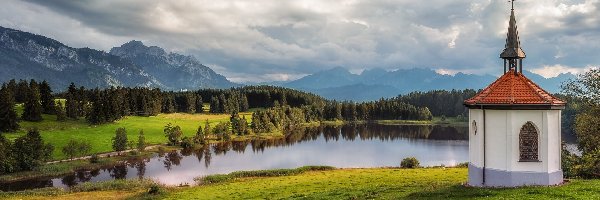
1,0,599,81
530,64,598,78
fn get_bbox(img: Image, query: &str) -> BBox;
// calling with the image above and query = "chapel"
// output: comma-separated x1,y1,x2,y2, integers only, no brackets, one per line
463,1,566,187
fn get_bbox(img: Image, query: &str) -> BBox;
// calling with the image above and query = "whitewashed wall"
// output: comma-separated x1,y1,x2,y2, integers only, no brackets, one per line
469,109,561,173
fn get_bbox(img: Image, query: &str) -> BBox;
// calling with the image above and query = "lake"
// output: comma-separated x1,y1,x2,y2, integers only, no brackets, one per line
0,123,469,191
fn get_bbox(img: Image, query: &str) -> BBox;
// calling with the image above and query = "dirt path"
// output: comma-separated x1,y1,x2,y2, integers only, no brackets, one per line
46,145,162,164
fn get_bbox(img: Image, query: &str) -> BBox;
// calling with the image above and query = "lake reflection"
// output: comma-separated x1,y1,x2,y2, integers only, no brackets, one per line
0,123,468,191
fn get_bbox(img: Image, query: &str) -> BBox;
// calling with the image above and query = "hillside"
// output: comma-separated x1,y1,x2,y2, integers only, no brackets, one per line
110,41,238,90
0,26,236,91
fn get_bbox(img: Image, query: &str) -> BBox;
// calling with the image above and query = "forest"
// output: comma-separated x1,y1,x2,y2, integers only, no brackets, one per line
0,80,435,130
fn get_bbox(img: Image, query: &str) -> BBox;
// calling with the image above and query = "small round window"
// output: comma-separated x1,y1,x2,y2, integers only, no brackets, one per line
472,120,477,135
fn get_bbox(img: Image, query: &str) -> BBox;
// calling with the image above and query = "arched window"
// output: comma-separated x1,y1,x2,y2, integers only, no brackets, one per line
519,121,539,162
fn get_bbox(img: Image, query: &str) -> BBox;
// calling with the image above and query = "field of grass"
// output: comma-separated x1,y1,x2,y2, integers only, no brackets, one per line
3,167,600,199
6,104,253,160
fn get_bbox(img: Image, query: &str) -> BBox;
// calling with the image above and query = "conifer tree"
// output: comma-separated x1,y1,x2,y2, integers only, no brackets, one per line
21,80,42,122
65,83,79,119
112,128,128,154
137,130,146,152
39,80,55,114
210,96,220,113
195,94,203,113
15,80,29,103
0,85,19,132
204,119,211,137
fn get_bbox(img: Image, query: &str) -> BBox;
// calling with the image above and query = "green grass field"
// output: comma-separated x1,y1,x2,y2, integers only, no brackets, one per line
165,168,600,199
3,167,600,199
6,104,252,160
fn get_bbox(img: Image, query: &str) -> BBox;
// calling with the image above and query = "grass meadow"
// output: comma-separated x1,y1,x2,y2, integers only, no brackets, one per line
4,167,600,199
6,104,252,160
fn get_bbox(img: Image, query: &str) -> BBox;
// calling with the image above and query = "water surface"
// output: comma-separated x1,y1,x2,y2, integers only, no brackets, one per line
0,123,469,191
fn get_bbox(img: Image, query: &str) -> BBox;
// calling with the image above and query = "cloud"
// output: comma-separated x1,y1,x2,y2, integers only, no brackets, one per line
530,64,598,78
1,0,599,83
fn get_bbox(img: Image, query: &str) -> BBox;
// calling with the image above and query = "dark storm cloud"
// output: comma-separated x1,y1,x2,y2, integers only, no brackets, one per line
1,0,600,81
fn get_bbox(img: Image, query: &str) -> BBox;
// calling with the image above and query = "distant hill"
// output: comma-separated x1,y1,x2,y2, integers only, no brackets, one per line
281,67,575,101
0,26,236,91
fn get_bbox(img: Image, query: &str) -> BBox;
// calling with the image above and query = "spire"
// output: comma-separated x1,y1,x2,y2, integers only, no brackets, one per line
500,1,525,59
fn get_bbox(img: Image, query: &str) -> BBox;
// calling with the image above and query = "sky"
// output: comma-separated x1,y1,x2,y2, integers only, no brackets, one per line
1,0,599,83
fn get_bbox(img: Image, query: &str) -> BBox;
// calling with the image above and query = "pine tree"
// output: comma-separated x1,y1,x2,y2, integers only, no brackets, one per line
210,96,220,113
195,94,203,113
0,85,19,132
15,80,29,103
112,128,128,154
137,130,146,152
21,80,42,122
39,80,55,114
65,83,79,119
204,119,211,138
194,124,205,144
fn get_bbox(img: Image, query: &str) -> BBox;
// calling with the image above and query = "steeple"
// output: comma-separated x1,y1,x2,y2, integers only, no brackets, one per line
500,0,526,74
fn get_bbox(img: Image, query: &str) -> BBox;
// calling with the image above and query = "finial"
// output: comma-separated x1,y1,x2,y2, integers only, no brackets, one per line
510,0,515,10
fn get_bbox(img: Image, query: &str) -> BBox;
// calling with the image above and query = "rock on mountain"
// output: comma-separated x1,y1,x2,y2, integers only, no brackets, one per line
0,26,163,90
110,40,238,90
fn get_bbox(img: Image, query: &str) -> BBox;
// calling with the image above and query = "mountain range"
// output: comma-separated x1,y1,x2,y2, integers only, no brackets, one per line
276,67,575,101
0,25,575,101
0,26,236,91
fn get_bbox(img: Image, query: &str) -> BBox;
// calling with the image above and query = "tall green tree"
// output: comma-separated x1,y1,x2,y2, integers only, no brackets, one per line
65,83,80,119
21,80,43,122
15,79,29,103
195,94,203,113
39,80,55,114
164,123,183,145
0,85,19,132
112,128,128,154
194,124,206,144
137,130,146,152
563,69,600,153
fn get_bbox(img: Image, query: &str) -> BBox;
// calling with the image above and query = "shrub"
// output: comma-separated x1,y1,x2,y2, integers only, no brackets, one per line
148,184,162,195
401,157,420,168
456,162,469,168
89,154,99,163
62,139,92,160
180,136,194,149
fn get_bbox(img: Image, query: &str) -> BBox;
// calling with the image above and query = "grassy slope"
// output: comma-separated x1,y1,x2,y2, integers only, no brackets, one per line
5,168,600,199
6,104,252,160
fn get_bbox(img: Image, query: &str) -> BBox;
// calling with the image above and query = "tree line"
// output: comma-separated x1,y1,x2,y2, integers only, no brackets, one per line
395,89,477,118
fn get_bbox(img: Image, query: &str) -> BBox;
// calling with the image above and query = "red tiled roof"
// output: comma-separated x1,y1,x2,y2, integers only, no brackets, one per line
464,70,565,106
